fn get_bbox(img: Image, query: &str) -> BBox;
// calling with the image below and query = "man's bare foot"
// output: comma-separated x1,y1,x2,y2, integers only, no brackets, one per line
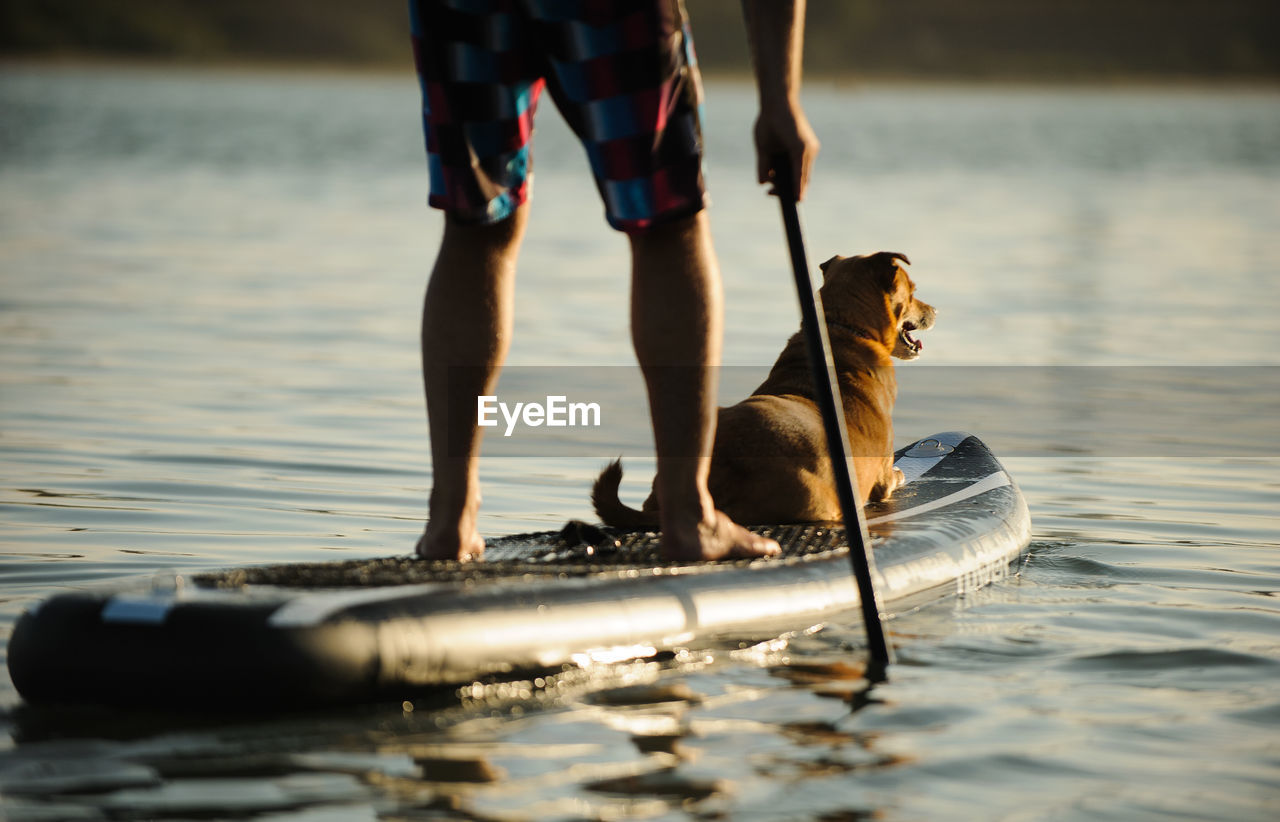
661,510,780,561
416,525,484,562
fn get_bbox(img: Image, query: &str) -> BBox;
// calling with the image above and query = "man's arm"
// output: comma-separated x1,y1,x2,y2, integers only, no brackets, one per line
741,0,820,199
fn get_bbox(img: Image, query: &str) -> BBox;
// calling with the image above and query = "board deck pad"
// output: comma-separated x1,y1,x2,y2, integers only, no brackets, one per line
8,432,1031,709
197,433,1008,588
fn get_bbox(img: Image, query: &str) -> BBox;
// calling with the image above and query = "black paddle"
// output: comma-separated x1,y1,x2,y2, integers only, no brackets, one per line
771,159,894,675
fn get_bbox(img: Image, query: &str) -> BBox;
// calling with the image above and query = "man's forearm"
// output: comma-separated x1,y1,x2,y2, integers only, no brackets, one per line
741,0,806,107
740,0,817,198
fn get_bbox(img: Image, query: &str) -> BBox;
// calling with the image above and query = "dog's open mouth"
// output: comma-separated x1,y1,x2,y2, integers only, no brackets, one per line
900,322,923,354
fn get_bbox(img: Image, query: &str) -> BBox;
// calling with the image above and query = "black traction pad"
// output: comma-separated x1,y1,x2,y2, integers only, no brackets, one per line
193,521,856,589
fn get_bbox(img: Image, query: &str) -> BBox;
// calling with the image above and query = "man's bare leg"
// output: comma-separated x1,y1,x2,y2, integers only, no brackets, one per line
417,205,528,561
630,212,780,561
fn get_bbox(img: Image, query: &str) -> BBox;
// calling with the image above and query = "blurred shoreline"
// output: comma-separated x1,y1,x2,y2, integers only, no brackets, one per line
3,0,1277,84
4,55,1278,92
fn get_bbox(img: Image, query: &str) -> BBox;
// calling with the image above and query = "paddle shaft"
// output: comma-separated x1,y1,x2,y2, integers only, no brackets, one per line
772,165,894,669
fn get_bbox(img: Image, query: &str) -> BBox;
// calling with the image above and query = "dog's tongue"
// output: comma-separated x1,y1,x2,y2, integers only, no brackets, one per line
904,328,922,351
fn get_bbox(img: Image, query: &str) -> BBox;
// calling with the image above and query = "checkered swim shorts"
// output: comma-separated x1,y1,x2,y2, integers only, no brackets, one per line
409,0,707,233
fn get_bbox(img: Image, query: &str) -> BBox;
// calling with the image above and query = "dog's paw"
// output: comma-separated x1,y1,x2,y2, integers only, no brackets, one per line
870,466,905,503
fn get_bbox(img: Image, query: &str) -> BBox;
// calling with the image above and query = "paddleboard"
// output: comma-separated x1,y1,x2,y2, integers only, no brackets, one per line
8,431,1030,709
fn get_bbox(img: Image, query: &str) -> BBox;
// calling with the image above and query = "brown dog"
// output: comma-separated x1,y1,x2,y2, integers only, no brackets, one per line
592,251,935,527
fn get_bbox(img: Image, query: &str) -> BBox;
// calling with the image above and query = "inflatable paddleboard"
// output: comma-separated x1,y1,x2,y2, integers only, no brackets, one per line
8,431,1030,709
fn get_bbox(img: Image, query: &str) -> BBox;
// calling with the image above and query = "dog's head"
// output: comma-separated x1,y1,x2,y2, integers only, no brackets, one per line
817,251,936,360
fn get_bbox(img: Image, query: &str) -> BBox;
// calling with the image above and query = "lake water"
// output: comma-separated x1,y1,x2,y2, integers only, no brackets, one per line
1,65,1278,820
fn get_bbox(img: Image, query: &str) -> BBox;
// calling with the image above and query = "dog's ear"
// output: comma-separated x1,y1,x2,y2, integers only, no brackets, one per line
871,251,910,290
819,255,842,282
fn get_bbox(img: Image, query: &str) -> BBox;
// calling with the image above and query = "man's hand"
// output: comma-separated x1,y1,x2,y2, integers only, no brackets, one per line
754,99,820,201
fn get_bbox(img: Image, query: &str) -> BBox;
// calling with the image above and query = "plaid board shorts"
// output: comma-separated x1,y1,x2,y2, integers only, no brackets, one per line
409,0,708,233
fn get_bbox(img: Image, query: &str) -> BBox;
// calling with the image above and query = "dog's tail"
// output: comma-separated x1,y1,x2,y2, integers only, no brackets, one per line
591,459,659,529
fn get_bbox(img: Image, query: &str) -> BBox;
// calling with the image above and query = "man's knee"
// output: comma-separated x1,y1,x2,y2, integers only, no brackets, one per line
627,211,710,260
441,206,530,256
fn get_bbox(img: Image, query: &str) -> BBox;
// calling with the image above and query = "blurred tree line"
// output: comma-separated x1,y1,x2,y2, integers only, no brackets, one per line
3,0,1277,80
